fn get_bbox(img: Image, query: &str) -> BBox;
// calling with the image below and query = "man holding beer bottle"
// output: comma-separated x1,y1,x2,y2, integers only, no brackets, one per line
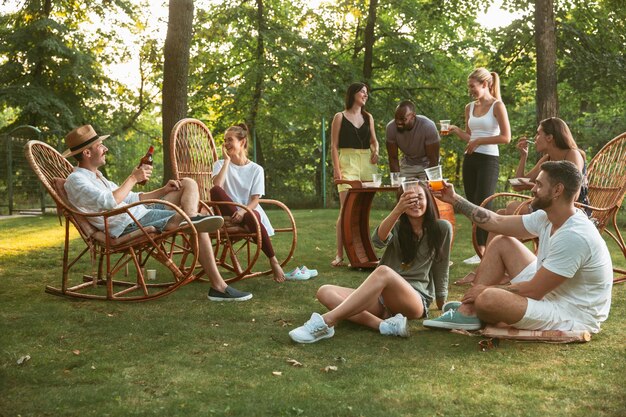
385,100,440,180
62,124,252,302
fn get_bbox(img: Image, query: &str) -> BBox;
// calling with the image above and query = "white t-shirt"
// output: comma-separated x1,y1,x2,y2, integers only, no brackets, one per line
468,101,500,156
212,160,274,235
522,209,613,329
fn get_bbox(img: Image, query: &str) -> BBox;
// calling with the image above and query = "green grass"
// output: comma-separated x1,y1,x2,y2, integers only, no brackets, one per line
1,210,625,417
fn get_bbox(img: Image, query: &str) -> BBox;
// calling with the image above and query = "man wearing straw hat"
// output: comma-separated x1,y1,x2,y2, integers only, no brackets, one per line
62,124,252,302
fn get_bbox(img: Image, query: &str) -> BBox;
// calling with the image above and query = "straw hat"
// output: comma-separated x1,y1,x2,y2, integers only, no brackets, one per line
62,125,110,157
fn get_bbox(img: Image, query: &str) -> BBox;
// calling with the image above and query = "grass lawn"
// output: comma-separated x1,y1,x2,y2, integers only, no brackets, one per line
1,209,625,416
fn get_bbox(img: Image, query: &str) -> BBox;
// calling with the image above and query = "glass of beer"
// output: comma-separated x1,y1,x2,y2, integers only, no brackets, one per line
439,120,451,136
424,165,444,191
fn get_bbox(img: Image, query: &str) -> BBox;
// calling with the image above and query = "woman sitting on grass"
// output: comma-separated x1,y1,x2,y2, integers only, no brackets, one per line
210,124,285,282
289,182,452,343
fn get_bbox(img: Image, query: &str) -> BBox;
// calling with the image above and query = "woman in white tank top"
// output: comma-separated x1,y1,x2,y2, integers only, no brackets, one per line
449,68,511,263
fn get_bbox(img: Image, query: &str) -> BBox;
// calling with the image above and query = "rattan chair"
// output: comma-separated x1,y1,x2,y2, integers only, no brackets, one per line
25,140,201,301
170,118,297,282
472,131,626,283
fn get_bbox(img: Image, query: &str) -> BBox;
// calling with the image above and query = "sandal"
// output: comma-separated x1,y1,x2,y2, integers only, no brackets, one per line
454,271,476,286
330,256,344,267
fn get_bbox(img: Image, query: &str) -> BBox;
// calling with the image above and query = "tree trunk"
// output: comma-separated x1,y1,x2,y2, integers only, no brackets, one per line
535,0,558,123
363,0,378,82
247,0,266,166
162,0,194,183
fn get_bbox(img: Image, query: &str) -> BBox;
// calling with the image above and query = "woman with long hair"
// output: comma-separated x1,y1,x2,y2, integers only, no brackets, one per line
449,68,511,265
330,82,379,267
210,124,285,282
289,182,452,343
513,117,587,199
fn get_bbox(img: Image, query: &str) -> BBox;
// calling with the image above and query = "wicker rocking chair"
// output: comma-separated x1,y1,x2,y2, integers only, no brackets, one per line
170,118,297,282
25,140,201,301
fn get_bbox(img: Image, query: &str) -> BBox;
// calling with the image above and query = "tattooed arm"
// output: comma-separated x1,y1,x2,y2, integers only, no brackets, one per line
436,182,534,239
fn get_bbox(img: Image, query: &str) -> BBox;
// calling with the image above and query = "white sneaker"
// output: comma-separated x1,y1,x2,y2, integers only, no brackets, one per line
379,313,409,337
289,313,335,344
462,254,481,265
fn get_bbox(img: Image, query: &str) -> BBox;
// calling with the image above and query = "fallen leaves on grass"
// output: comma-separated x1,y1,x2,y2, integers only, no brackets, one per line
286,358,303,367
17,355,31,365
72,350,81,355
274,318,292,327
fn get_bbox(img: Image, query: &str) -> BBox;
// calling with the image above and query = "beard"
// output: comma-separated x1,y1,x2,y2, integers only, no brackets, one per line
530,194,552,211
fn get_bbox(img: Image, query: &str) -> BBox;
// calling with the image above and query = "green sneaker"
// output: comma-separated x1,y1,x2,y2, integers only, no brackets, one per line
442,301,462,313
423,309,482,330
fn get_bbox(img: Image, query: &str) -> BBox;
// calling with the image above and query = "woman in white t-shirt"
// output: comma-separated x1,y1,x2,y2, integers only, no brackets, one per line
210,124,285,282
449,68,511,264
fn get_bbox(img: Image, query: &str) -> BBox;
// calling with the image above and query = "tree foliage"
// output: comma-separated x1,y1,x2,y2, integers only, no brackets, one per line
1,0,624,207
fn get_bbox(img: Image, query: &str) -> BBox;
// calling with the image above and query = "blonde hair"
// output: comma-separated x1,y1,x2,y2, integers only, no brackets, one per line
224,123,250,154
469,68,501,100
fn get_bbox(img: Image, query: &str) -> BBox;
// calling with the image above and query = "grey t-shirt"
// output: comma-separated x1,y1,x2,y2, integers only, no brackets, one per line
371,219,451,306
386,115,440,169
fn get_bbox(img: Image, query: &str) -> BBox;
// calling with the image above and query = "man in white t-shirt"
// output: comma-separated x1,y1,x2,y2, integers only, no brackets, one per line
386,101,440,180
424,160,612,333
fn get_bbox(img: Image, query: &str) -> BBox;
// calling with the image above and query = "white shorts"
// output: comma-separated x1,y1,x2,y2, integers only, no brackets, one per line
510,262,600,333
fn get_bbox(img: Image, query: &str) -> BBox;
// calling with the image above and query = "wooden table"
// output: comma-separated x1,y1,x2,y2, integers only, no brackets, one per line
338,181,455,268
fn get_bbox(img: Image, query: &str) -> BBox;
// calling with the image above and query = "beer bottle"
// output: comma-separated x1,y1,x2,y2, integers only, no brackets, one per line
137,145,154,185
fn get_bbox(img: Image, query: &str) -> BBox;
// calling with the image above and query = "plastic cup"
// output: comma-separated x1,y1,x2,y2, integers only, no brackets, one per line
424,165,444,191
439,120,451,136
401,180,420,193
390,172,401,187
372,173,382,187
146,269,157,280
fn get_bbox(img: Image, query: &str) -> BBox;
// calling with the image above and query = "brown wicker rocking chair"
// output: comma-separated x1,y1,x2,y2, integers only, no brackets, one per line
25,140,202,301
170,118,297,282
472,131,626,283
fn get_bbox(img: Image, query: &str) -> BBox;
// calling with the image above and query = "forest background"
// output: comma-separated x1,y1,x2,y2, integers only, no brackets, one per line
1,0,625,209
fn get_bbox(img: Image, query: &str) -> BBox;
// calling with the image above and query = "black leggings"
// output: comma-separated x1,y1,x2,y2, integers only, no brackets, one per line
462,152,499,246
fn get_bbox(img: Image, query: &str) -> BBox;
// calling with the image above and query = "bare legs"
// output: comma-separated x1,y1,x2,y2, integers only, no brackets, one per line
162,178,228,292
316,265,424,330
209,185,285,282
333,190,348,266
457,235,534,324
456,202,532,286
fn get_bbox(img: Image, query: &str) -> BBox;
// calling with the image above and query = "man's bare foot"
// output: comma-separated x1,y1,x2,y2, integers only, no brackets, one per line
455,271,476,285
270,257,285,283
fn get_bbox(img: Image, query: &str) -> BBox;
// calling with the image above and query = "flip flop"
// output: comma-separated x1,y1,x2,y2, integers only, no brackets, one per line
330,256,344,267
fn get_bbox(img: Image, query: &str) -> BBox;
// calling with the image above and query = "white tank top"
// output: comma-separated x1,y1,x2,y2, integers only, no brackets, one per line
468,100,501,156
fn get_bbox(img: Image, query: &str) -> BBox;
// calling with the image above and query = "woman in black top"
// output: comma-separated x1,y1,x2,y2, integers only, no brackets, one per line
330,82,380,267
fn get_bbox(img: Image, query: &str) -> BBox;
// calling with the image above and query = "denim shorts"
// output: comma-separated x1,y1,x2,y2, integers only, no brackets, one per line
379,289,429,319
122,204,175,236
